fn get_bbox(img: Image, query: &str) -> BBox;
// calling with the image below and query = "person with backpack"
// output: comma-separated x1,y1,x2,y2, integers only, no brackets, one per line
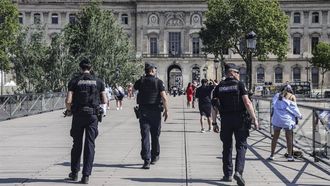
65,58,107,184
113,84,125,110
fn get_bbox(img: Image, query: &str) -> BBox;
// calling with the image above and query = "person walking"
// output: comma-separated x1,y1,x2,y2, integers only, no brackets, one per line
127,82,134,99
186,82,194,108
65,58,107,184
134,62,168,169
191,81,198,108
269,85,302,161
212,63,259,186
195,79,215,133
113,84,124,110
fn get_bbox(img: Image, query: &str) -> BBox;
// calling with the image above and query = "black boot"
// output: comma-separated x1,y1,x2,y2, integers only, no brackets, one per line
80,175,89,184
150,156,159,165
66,172,78,181
142,160,150,169
234,172,245,186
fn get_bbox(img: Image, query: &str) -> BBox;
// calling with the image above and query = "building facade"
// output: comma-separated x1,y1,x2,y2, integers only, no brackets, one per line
15,0,330,91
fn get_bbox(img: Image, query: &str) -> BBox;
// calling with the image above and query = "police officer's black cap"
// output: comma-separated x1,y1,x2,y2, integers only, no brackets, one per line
79,58,92,69
145,62,157,71
225,63,239,72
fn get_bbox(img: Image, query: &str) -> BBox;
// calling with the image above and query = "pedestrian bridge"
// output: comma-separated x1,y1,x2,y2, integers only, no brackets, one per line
0,96,329,186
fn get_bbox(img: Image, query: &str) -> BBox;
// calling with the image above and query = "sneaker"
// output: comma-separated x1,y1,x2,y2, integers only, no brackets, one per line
220,176,232,182
66,172,78,181
268,156,275,161
201,128,205,133
234,172,245,186
142,160,150,169
120,107,123,110
116,107,119,110
287,156,295,162
80,175,89,184
151,156,159,165
207,127,212,132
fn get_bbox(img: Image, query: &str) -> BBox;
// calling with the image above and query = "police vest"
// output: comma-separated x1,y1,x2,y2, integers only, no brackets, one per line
216,78,245,113
137,76,161,105
73,74,99,109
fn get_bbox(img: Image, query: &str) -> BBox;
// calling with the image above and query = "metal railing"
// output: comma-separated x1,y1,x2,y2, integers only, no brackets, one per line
0,92,66,121
254,97,330,165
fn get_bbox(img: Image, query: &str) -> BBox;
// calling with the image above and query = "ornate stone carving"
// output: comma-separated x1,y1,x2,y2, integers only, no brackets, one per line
148,14,159,26
191,14,201,26
165,12,185,27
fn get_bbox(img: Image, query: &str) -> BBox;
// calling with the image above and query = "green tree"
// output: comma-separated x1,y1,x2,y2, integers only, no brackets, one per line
200,0,288,91
310,42,330,96
64,2,142,86
10,25,49,93
0,0,19,71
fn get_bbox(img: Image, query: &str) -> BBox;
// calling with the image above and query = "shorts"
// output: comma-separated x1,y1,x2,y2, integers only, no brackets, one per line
273,125,293,132
199,104,211,117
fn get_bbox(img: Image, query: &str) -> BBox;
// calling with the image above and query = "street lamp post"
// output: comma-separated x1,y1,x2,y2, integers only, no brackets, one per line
213,58,220,81
246,31,257,92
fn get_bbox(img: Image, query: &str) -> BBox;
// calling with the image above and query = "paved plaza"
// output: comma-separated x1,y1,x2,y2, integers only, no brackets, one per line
0,96,329,186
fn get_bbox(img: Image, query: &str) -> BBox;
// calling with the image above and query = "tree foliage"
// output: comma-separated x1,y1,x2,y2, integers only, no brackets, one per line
64,2,142,86
310,42,330,92
200,0,289,90
10,2,141,93
0,0,19,71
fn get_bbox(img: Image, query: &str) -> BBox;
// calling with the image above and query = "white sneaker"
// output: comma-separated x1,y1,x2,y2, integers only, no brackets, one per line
287,156,295,162
120,107,123,110
268,156,275,161
201,128,205,133
116,107,119,110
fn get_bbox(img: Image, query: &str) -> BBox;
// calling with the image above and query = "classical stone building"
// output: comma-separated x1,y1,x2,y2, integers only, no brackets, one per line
15,0,330,91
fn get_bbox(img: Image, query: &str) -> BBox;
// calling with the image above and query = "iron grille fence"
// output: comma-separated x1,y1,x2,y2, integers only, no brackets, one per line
0,92,66,121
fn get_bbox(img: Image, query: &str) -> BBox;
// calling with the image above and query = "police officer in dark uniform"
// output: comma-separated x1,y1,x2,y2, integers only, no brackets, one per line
65,58,107,184
134,62,168,169
212,63,259,186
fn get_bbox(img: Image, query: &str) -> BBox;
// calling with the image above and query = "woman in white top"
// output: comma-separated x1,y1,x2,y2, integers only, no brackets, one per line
269,85,302,161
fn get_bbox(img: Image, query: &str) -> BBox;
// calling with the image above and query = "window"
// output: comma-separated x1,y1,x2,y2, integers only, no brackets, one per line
275,67,283,83
192,37,200,55
192,66,200,82
239,67,247,85
293,12,301,23
18,13,23,24
150,37,158,55
312,12,319,23
169,32,181,57
311,67,319,88
293,66,301,82
51,13,58,24
69,14,76,24
256,66,265,83
34,13,41,24
121,14,128,25
311,37,319,53
293,37,301,54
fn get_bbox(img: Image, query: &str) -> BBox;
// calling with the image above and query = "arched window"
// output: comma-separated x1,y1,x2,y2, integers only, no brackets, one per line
274,67,283,83
239,67,247,85
311,36,319,53
192,65,200,82
69,14,76,24
34,13,41,24
293,36,301,54
293,12,301,23
121,14,128,25
311,67,319,88
18,13,23,24
312,12,319,23
256,66,265,83
150,36,158,56
51,13,58,24
293,66,301,82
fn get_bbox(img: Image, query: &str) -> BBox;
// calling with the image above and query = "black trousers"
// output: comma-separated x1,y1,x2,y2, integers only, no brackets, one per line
139,106,161,161
220,121,248,177
70,114,98,176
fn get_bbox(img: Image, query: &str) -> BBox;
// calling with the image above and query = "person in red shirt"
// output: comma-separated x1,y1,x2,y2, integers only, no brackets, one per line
186,82,194,108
